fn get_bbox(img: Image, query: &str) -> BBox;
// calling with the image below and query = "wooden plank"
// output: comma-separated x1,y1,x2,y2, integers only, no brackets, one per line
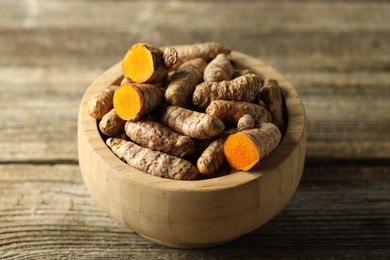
1,0,389,31
0,67,102,162
0,1,389,71
0,0,389,161
1,1,389,73
293,71,390,159
1,28,389,72
0,164,388,258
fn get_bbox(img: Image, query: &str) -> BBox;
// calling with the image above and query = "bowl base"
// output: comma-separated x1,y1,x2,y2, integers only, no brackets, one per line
139,234,235,249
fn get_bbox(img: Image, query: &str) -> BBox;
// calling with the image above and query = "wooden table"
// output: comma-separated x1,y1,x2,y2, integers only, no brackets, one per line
1,0,389,258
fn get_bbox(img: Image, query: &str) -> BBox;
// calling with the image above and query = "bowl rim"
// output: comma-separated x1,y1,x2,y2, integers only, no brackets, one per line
78,49,306,192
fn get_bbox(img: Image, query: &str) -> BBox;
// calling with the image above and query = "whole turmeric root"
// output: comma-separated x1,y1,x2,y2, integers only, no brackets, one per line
176,42,231,65
159,106,225,140
223,123,281,171
196,128,238,175
88,85,118,120
122,43,178,84
106,138,199,180
192,73,261,108
205,100,271,127
197,138,226,175
113,83,164,121
260,79,287,134
99,108,126,137
125,120,195,158
165,58,207,107
203,53,233,82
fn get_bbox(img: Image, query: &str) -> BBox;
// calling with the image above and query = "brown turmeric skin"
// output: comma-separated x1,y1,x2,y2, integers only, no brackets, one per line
125,120,195,158
122,43,178,84
203,53,233,82
197,138,226,175
260,79,287,134
98,108,126,137
205,100,271,127
232,68,255,78
176,42,231,65
113,83,165,121
106,137,199,180
196,128,238,175
88,85,118,120
162,47,179,68
165,58,207,107
159,106,225,140
223,123,281,171
192,73,261,109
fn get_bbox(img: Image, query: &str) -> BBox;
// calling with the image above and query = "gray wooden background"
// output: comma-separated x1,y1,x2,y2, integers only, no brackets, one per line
1,0,389,259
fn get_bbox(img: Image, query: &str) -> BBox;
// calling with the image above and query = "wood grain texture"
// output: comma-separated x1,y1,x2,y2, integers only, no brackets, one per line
0,164,388,259
0,67,99,162
1,0,389,257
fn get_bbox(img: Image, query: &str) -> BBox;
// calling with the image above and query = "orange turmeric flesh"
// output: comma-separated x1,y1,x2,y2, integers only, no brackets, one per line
223,123,282,171
122,44,154,83
113,84,142,120
224,133,260,171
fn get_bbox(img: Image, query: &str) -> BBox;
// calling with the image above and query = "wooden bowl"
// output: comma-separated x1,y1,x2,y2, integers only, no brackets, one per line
77,50,306,249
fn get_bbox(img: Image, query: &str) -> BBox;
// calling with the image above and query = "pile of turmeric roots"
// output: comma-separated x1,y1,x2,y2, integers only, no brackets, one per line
88,42,286,180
